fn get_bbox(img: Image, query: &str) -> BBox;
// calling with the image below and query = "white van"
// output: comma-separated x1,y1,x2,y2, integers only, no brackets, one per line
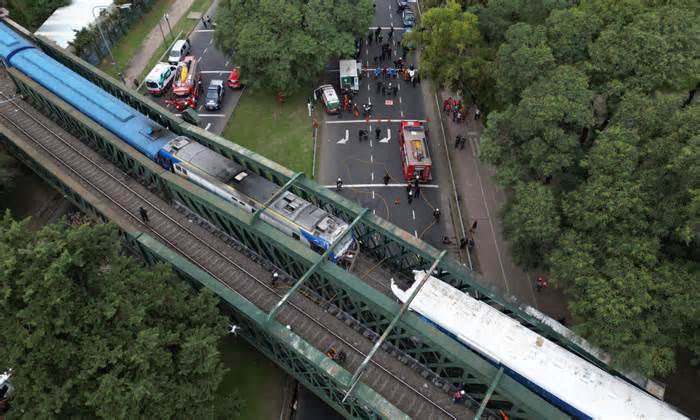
144,62,176,95
168,39,191,65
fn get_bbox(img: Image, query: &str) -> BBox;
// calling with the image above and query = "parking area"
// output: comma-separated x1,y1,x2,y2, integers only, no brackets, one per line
144,3,242,134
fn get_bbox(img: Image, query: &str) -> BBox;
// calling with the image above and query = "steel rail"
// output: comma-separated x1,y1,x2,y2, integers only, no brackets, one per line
0,93,457,420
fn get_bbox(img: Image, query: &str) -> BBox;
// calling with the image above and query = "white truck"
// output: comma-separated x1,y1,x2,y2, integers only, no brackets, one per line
339,59,361,94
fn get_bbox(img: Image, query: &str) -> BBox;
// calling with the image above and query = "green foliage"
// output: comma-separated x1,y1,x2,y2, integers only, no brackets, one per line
5,0,70,31
0,215,231,418
404,1,496,105
477,0,700,375
494,23,555,103
502,182,561,267
215,0,373,94
472,0,575,43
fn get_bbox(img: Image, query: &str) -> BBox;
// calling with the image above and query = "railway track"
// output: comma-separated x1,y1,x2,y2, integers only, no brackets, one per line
0,84,471,419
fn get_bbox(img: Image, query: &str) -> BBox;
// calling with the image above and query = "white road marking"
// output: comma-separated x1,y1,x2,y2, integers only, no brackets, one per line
205,122,211,130
471,137,480,157
371,172,374,181
372,190,376,199
225,60,230,66
414,230,418,238
195,29,215,33
367,82,370,91
337,129,349,144
197,57,202,63
399,96,402,104
373,209,376,215
326,118,426,124
200,70,230,74
379,128,391,143
209,38,213,45
370,139,373,148
368,26,405,30
198,105,203,111
400,110,404,117
203,47,209,55
369,123,372,131
370,154,373,162
412,210,416,220
322,183,439,189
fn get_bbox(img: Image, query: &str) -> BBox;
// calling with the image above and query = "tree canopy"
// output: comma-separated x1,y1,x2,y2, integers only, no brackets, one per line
4,0,70,31
474,0,700,376
214,0,373,94
0,214,232,418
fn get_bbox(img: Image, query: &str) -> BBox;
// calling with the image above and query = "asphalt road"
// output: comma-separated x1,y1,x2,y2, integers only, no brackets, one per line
145,1,242,135
318,0,451,249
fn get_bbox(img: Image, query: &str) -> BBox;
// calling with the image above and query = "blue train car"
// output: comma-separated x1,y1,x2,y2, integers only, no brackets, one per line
0,22,32,61
0,22,357,263
0,23,176,162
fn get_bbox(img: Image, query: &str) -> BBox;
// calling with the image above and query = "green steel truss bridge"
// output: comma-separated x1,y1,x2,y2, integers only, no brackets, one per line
0,17,656,420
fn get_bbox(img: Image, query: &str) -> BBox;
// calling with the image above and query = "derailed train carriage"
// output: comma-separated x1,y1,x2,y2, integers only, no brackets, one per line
0,22,355,262
392,272,687,419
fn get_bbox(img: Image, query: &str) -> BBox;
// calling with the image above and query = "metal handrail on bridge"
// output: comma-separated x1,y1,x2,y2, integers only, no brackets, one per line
343,251,447,403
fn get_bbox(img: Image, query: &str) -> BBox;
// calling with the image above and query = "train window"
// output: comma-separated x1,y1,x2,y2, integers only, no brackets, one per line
292,233,300,241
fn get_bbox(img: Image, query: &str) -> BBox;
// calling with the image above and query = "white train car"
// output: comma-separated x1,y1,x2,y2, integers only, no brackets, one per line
391,272,686,419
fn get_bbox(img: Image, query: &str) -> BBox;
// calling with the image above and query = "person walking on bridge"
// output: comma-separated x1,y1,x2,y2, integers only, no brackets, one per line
138,206,149,222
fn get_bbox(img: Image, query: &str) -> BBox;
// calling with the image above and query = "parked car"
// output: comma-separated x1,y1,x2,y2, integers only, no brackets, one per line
227,66,242,89
143,62,176,95
168,39,191,65
402,9,416,31
205,79,224,110
397,0,409,11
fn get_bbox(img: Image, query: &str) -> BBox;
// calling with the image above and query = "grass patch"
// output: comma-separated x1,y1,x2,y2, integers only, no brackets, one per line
222,90,314,175
100,0,173,78
136,0,215,83
217,335,288,420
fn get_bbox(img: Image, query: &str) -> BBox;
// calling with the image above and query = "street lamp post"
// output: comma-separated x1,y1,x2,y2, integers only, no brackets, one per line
91,3,132,84
163,13,173,42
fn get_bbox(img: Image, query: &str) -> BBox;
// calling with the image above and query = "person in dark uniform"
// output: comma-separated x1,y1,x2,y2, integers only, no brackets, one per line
383,172,391,185
433,208,441,221
375,127,381,140
336,177,343,191
138,206,149,222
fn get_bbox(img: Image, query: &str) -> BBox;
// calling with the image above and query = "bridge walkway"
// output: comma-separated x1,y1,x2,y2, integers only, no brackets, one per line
0,72,473,419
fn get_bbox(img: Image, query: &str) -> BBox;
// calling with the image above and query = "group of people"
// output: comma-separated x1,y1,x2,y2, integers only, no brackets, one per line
443,97,480,124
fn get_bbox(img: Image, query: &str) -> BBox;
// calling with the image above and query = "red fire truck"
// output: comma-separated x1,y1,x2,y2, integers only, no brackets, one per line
399,120,432,182
168,56,201,111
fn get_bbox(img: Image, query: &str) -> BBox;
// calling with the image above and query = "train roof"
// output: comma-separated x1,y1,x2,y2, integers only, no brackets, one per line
172,141,278,203
0,22,32,60
8,46,173,160
392,273,686,419
401,122,431,166
173,141,343,238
